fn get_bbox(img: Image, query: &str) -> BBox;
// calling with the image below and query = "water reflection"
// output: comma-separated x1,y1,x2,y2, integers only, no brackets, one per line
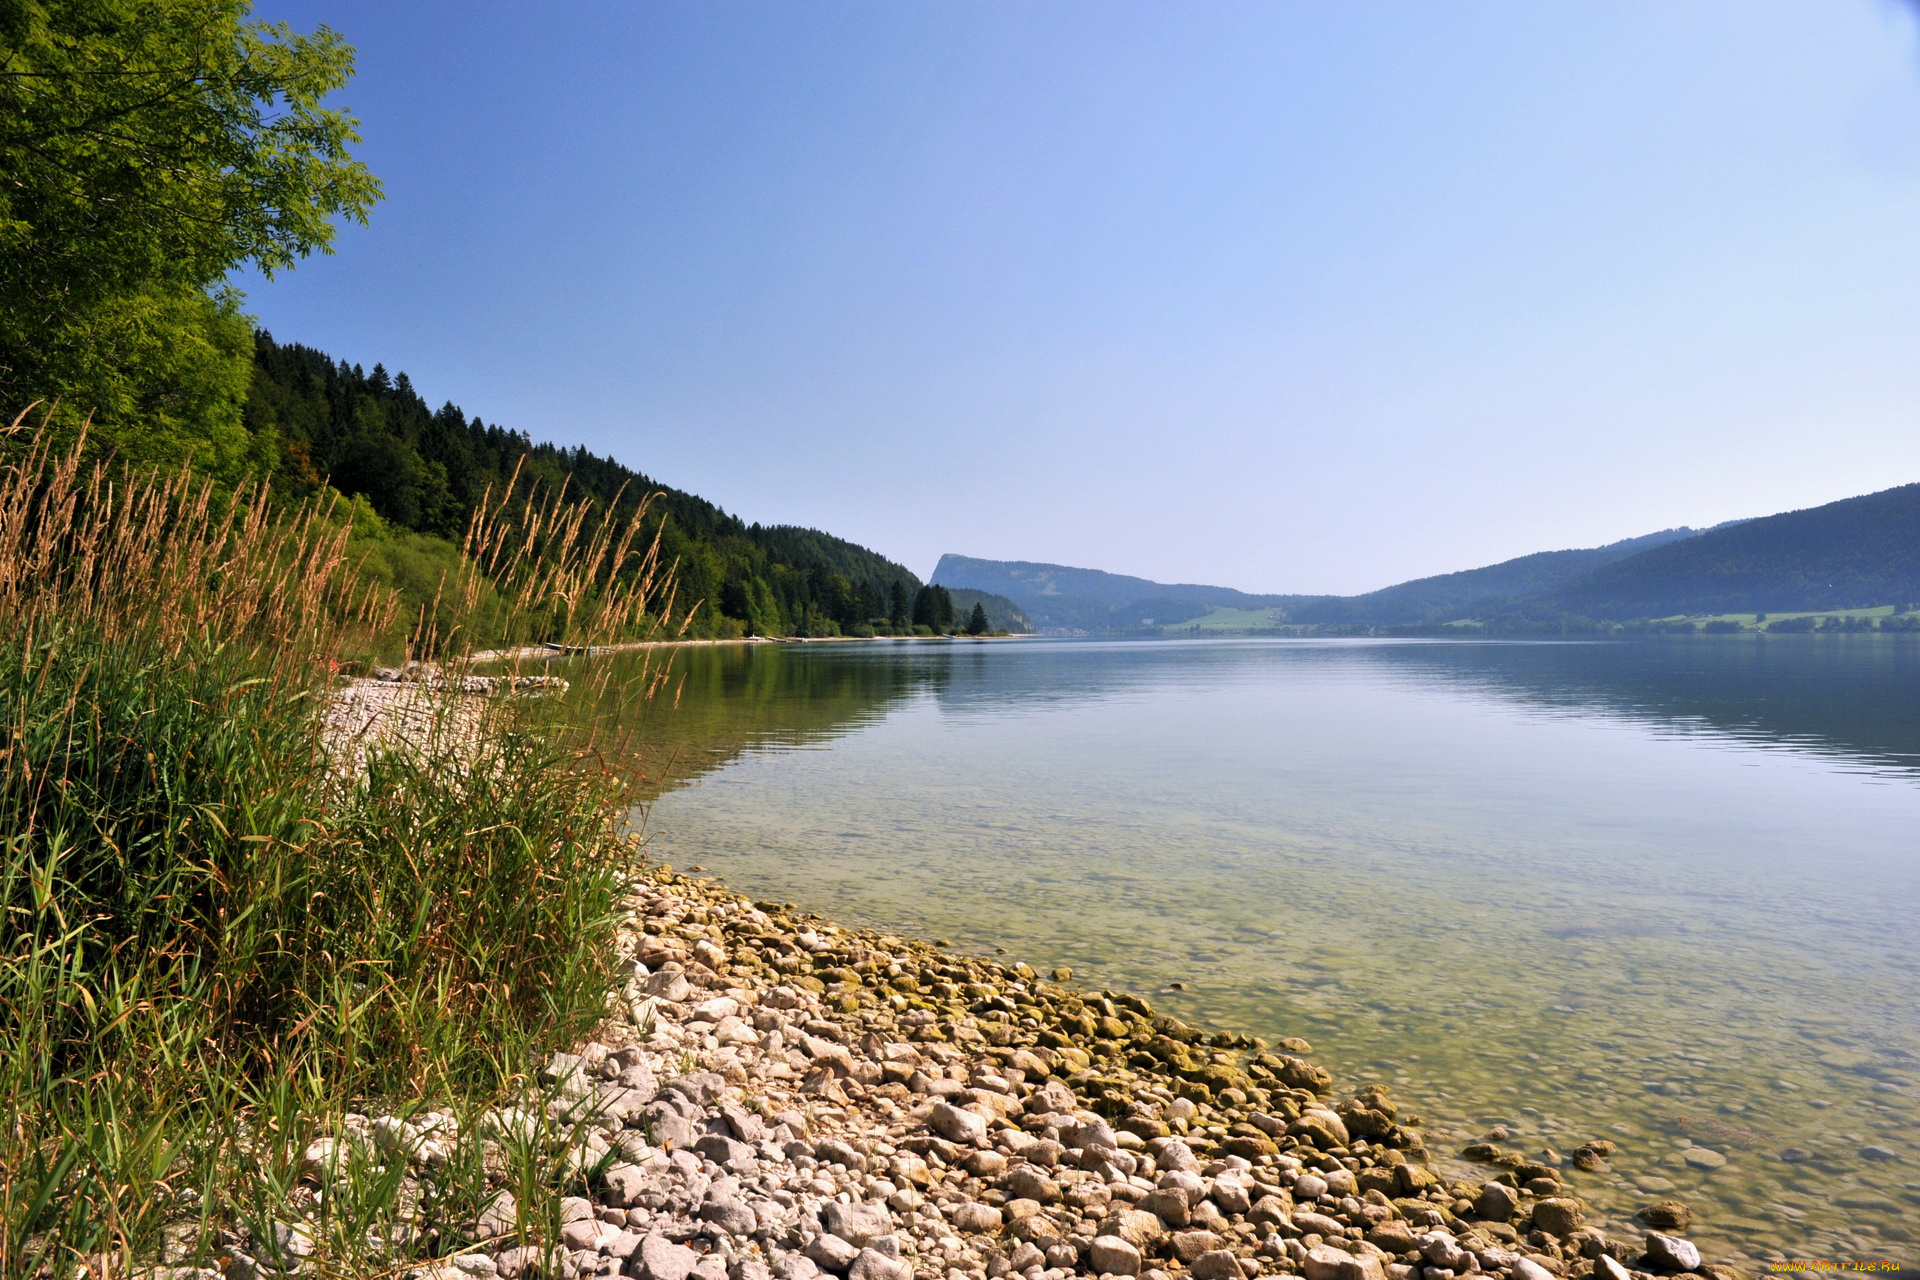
573,642,950,802
1372,636,1920,775
605,635,1920,786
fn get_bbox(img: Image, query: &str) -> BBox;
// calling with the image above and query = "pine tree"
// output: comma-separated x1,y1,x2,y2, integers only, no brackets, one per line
966,602,989,635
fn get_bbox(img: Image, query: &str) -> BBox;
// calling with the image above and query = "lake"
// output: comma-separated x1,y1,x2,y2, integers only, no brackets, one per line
594,635,1920,1265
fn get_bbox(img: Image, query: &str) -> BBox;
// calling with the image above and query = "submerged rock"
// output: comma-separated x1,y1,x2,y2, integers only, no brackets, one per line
1636,1200,1692,1231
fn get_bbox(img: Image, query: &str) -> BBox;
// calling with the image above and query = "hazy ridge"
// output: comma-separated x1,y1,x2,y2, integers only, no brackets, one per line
936,481,1920,630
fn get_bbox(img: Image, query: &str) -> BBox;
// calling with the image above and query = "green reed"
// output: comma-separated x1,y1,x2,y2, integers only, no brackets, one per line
0,414,667,1276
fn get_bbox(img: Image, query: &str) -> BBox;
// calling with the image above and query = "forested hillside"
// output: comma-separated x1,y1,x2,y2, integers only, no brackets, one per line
1287,526,1705,625
1543,482,1920,618
945,588,1034,634
245,334,923,637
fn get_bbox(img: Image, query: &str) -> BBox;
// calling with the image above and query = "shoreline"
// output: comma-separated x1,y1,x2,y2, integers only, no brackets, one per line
374,865,1724,1280
463,634,1032,665
292,674,1737,1280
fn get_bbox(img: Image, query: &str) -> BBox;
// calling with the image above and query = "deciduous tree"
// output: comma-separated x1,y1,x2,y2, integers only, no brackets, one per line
0,0,381,473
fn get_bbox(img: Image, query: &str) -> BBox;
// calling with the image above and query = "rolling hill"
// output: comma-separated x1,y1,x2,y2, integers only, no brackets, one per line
1542,482,1920,619
1288,526,1706,625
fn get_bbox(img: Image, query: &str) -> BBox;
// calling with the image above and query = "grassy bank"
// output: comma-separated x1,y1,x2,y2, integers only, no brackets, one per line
0,424,663,1275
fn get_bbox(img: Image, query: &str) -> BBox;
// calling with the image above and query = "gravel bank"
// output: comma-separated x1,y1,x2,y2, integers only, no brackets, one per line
276,867,1736,1280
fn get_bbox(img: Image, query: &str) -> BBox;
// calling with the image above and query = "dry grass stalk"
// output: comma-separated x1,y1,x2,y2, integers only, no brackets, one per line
0,406,397,664
448,457,672,658
0,405,682,1273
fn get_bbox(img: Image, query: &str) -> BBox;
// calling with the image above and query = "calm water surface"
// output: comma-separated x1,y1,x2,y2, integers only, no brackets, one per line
599,637,1920,1264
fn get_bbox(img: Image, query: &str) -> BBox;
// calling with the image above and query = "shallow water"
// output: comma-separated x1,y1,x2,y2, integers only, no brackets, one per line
598,636,1920,1265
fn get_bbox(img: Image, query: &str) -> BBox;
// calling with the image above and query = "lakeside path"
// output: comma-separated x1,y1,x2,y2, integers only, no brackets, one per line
397,867,1725,1280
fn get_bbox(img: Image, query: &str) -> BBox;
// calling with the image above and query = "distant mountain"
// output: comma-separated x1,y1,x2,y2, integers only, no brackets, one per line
944,588,1034,634
931,529,1710,632
1290,527,1705,625
1542,482,1920,618
937,480,1920,632
928,555,1266,609
929,554,1311,632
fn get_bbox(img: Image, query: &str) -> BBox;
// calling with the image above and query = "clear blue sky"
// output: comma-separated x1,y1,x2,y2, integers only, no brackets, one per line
245,0,1920,594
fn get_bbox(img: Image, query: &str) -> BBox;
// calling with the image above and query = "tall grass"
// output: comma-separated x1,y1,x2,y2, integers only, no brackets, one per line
0,413,671,1276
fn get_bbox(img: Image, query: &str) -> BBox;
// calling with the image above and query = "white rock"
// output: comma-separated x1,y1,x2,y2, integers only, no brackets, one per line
1593,1257,1632,1280
638,1233,701,1280
1416,1234,1471,1272
478,1107,540,1143
269,1222,314,1261
929,1101,989,1146
695,996,742,1023
1645,1233,1702,1273
805,1234,860,1272
949,1202,1003,1233
715,1015,761,1046
603,1161,654,1207
643,971,695,1002
1191,1251,1244,1280
823,1201,894,1248
298,1137,343,1182
372,1115,423,1157
1303,1245,1384,1280
1211,1176,1253,1216
704,1196,759,1236
1291,1173,1328,1201
1156,1140,1198,1172
561,1217,619,1250
1060,1117,1118,1151
1292,1211,1346,1239
474,1189,518,1239
846,1249,911,1280
1157,1170,1206,1207
1296,1109,1350,1145
1090,1236,1144,1276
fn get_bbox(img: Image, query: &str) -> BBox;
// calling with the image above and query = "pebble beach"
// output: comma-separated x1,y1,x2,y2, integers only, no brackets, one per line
260,866,1732,1280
